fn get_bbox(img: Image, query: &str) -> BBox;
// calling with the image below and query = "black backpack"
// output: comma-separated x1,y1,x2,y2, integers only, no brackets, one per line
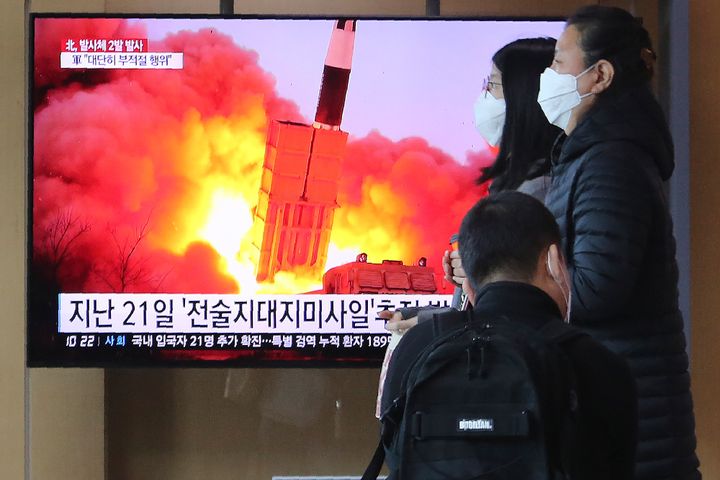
363,310,586,480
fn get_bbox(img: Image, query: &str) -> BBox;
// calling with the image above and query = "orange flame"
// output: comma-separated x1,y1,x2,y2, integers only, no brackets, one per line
147,106,362,294
145,108,484,295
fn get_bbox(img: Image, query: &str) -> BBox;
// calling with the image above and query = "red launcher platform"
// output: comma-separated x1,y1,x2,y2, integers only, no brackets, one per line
252,20,356,283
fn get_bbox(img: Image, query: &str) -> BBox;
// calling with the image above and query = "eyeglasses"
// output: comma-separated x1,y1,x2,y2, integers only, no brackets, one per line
482,76,502,93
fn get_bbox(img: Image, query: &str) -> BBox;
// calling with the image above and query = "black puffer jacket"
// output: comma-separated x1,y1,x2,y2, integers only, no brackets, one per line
544,86,700,480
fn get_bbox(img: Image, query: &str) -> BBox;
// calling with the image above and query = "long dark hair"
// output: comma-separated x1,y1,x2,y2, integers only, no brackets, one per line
567,5,655,98
477,38,561,191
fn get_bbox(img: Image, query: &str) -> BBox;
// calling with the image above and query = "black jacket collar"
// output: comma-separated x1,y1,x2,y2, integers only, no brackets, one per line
471,281,563,330
550,85,674,181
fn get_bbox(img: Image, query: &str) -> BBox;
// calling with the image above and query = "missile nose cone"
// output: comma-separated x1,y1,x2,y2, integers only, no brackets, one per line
326,19,356,69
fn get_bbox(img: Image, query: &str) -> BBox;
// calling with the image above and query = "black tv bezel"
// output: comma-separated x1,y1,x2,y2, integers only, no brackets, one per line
26,13,567,368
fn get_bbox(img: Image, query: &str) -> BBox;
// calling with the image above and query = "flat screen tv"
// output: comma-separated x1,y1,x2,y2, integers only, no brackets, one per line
28,14,565,366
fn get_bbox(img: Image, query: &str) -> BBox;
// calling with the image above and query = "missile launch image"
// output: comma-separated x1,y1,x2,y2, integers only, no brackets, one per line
252,20,355,284
29,16,564,364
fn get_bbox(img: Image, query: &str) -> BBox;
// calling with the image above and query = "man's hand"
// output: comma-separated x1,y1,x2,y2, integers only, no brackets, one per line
443,249,466,287
379,309,418,334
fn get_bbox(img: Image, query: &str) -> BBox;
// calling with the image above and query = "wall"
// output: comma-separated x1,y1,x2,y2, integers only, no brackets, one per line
689,2,720,479
22,4,106,478
0,0,716,479
29,369,105,480
0,1,29,478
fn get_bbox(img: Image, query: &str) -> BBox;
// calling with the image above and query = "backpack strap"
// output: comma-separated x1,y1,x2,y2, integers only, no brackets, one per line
363,391,406,480
430,308,474,337
537,320,586,479
538,320,587,345
410,410,531,439
363,394,406,480
361,439,386,480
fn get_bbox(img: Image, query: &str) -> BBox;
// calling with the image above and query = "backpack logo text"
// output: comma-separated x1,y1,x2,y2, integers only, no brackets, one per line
457,418,494,432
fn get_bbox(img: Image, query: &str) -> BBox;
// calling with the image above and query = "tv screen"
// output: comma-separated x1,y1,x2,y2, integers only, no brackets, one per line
28,14,564,366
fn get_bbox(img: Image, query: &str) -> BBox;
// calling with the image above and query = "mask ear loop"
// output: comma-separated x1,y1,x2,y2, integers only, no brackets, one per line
575,62,598,80
575,62,599,100
560,261,572,323
547,249,571,322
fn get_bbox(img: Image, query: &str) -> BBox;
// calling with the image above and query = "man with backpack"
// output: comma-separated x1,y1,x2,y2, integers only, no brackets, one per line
366,191,637,480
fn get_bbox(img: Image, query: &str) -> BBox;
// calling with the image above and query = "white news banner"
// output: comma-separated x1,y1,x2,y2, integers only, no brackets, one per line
60,52,183,69
58,293,452,334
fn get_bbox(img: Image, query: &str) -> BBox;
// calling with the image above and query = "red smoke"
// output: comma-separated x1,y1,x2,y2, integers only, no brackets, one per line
34,18,147,91
33,18,303,293
32,18,493,294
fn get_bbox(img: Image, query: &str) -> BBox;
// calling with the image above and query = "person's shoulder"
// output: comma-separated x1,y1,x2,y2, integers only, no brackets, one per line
579,140,654,177
516,175,551,201
391,310,468,368
391,319,436,361
564,332,617,360
381,320,436,413
571,141,656,200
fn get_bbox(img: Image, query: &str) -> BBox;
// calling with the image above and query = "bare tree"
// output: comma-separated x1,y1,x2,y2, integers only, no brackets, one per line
40,208,91,280
95,212,170,293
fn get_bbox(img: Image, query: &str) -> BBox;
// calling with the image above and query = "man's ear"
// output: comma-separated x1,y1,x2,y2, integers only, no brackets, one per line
590,59,614,94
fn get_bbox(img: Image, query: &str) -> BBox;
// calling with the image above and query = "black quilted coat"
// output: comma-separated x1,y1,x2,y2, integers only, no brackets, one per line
544,85,701,480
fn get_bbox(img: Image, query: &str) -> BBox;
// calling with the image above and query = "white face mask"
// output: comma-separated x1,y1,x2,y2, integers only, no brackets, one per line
537,64,596,131
547,250,573,323
473,91,506,147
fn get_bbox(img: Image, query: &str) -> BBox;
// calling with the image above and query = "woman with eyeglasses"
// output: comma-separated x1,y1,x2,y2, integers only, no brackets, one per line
438,37,563,291
473,37,560,199
540,6,700,479
383,38,561,329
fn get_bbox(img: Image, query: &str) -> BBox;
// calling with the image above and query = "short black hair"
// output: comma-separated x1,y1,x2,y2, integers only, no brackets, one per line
477,37,561,191
567,5,654,97
459,191,561,292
